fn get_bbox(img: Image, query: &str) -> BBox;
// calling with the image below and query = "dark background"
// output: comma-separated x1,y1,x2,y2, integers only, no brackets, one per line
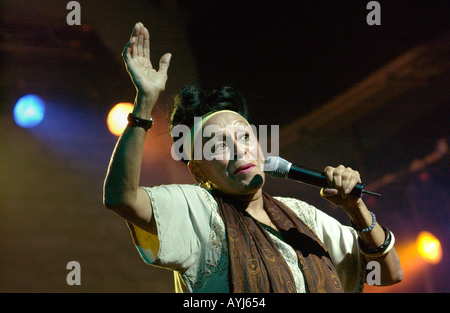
0,0,448,293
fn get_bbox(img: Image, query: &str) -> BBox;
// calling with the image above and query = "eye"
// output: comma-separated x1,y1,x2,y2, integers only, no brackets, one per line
239,132,250,142
212,141,227,153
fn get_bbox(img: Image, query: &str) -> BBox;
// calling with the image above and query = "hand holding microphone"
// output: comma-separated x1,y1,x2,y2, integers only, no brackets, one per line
263,156,381,199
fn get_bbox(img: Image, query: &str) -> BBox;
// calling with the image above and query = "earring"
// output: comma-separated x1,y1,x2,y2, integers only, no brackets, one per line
200,180,213,190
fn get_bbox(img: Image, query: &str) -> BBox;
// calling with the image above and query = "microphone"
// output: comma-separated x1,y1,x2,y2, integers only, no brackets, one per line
264,156,381,198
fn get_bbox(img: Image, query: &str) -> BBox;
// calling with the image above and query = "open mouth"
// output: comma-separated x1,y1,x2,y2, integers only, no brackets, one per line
234,163,256,175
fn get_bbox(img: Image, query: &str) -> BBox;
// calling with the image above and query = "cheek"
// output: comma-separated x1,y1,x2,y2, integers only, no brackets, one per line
201,160,230,182
248,140,263,162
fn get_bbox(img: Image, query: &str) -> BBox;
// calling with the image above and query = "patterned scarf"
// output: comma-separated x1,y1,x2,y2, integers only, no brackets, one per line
213,190,344,293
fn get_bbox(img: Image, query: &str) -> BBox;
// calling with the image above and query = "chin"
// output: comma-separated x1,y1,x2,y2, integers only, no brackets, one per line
241,173,265,194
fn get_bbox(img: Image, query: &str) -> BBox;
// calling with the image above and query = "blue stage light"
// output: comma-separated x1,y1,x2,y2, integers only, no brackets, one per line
13,95,46,128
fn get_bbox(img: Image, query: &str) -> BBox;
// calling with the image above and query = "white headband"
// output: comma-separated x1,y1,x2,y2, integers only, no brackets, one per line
182,110,250,160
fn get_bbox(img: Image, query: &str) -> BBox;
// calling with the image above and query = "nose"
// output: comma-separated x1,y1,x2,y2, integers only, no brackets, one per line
225,127,255,161
232,140,248,160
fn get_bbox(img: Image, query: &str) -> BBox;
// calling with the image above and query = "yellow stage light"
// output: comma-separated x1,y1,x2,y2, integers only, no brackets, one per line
107,102,133,136
417,231,442,264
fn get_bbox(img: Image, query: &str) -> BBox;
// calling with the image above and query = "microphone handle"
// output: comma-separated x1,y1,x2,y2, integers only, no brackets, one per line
287,164,375,198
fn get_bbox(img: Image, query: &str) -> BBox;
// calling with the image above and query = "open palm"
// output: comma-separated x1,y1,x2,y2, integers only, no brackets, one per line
122,22,171,100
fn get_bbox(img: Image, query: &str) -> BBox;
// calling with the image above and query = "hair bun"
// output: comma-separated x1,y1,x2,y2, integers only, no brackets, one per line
170,85,248,130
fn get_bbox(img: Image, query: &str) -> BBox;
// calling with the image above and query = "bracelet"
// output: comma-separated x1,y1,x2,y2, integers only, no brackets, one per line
351,211,376,232
358,226,395,258
127,113,153,131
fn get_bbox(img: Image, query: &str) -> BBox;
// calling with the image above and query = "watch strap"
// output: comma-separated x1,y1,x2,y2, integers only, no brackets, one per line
127,113,153,131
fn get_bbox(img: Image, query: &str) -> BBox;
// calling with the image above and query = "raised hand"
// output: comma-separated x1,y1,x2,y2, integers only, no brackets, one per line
122,22,171,106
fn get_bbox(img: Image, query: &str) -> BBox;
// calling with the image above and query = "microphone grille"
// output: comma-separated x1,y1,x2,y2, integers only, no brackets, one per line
264,156,291,178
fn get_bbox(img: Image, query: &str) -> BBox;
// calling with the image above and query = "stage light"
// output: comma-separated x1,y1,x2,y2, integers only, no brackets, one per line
417,231,442,264
107,102,133,136
13,94,45,128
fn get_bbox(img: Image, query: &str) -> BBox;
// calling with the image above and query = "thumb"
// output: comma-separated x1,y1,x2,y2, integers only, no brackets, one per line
320,188,338,198
320,188,344,206
159,53,172,74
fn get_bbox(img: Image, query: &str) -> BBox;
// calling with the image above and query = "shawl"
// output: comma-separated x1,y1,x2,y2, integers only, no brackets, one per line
213,190,344,293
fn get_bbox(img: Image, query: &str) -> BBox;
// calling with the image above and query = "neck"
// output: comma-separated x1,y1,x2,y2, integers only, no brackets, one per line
217,188,264,213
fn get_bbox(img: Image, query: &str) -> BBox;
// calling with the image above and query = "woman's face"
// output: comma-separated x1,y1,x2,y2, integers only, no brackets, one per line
190,111,266,196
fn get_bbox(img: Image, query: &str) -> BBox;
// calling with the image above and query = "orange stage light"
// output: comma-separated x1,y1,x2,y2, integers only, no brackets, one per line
107,102,133,136
364,231,443,293
417,231,442,264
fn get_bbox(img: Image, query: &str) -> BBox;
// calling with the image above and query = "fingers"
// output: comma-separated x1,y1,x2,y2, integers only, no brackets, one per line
122,23,139,61
121,22,172,93
123,22,150,61
143,26,150,59
344,171,361,196
324,165,360,198
324,166,338,189
137,24,144,57
132,22,144,58
122,38,132,62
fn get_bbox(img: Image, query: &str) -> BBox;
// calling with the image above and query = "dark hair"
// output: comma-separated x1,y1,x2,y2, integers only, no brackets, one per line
169,85,249,163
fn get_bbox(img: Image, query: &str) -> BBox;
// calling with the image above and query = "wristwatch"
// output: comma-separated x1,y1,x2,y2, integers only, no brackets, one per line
127,113,153,131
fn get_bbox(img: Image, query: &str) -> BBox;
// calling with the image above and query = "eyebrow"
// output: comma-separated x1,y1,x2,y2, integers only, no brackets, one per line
203,129,225,142
233,120,248,126
204,126,251,143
